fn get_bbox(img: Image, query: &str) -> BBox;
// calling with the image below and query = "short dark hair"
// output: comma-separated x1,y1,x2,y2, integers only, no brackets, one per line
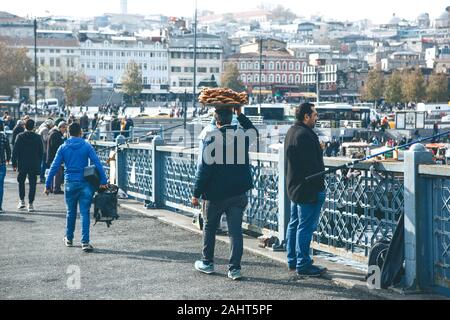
295,102,316,122
25,119,35,130
69,122,82,137
214,109,233,126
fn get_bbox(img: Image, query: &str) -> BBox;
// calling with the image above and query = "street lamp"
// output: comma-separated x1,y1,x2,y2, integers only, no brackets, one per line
34,18,38,121
192,0,198,116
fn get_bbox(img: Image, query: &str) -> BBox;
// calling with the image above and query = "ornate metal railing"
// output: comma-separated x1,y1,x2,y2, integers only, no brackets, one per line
91,141,115,179
313,159,405,261
118,144,153,201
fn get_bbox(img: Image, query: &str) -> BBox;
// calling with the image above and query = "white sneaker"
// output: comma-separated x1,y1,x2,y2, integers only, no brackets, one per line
17,200,26,210
27,203,35,213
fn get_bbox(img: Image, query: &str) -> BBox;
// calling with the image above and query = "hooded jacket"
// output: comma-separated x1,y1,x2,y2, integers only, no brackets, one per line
45,137,107,189
12,131,43,174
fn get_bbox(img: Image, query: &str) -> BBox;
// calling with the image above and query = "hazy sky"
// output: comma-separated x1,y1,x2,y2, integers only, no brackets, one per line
2,0,449,24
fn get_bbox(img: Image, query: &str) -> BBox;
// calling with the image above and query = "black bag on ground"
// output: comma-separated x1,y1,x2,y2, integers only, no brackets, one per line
84,165,100,190
367,212,405,288
93,184,119,228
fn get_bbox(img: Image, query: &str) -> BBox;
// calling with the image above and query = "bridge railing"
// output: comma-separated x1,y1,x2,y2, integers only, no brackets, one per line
93,137,448,296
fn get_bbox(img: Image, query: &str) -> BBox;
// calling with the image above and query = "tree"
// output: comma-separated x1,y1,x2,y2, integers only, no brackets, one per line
426,72,448,103
270,5,297,22
361,69,384,103
62,71,92,106
384,71,403,105
221,63,245,92
121,60,142,105
401,69,426,104
0,41,33,96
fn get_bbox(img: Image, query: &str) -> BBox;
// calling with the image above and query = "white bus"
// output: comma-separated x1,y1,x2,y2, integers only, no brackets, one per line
37,98,59,112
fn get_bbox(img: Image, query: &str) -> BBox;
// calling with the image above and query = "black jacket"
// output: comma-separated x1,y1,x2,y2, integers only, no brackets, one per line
47,129,64,166
12,131,43,174
284,121,325,203
193,113,257,201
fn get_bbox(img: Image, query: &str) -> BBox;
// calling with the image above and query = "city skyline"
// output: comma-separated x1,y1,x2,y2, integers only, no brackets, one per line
2,0,449,24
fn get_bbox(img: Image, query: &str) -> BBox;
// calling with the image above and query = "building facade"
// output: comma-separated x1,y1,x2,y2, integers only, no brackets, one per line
79,31,169,97
168,33,223,95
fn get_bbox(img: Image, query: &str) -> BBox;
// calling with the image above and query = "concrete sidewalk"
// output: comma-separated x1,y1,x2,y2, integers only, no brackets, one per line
0,173,444,300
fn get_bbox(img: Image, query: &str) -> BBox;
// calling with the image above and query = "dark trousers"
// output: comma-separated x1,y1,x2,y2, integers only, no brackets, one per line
201,193,248,271
17,171,37,203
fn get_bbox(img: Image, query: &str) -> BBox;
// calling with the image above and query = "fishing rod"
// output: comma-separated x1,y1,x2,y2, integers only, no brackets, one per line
304,129,450,182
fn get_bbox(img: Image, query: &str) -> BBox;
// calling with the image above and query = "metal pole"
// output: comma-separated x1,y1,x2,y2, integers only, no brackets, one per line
316,65,320,106
259,37,262,115
34,18,38,122
192,0,198,116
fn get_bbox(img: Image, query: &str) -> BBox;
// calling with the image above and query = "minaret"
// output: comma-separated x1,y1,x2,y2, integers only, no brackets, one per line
120,0,127,14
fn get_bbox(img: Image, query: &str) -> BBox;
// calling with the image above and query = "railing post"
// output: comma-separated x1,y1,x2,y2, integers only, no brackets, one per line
115,135,127,191
277,144,290,249
151,135,164,208
403,143,433,289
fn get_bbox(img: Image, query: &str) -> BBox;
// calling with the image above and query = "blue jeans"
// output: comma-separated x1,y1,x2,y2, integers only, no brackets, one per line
0,164,6,209
64,181,95,244
286,192,326,271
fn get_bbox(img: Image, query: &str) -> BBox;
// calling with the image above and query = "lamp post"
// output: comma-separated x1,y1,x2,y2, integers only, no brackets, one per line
192,0,198,116
258,37,263,115
34,18,38,122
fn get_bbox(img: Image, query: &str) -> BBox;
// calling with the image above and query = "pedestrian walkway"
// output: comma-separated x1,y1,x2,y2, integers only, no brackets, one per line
0,171,444,300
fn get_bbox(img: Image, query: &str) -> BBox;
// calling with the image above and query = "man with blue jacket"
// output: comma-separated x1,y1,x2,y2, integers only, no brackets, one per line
192,107,257,280
45,122,108,252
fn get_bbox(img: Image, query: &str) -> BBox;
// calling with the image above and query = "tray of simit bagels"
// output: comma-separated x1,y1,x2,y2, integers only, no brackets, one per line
198,87,248,108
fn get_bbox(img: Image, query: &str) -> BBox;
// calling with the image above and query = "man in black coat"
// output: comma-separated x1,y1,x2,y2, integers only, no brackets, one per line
47,121,67,194
284,102,327,277
12,119,43,213
192,107,257,280
11,120,25,147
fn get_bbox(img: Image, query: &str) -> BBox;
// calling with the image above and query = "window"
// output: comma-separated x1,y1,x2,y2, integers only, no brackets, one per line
269,61,274,70
254,74,259,82
39,72,44,81
100,51,103,56
289,62,294,70
116,63,121,70
247,62,252,70
282,74,287,83
282,62,287,70
40,58,45,66
143,76,147,84
144,63,147,70
276,74,280,82
241,62,246,70
56,49,60,53
99,62,103,70
40,49,45,53
247,75,252,82
289,74,294,83
276,62,280,70
241,74,246,82
210,67,219,73
50,58,54,67
184,67,195,73
269,74,274,82
92,51,96,56
296,62,301,70
255,62,259,70
56,58,60,67
197,67,207,73
295,75,300,83
50,49,54,53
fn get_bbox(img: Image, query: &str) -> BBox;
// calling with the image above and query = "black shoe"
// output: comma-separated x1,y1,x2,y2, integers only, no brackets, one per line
54,191,64,195
296,265,327,277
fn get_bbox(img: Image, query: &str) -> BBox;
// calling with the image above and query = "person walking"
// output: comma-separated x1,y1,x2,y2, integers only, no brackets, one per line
0,121,11,213
192,107,256,280
37,118,54,183
45,122,108,252
284,102,327,277
11,120,25,147
12,119,43,213
47,121,67,194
